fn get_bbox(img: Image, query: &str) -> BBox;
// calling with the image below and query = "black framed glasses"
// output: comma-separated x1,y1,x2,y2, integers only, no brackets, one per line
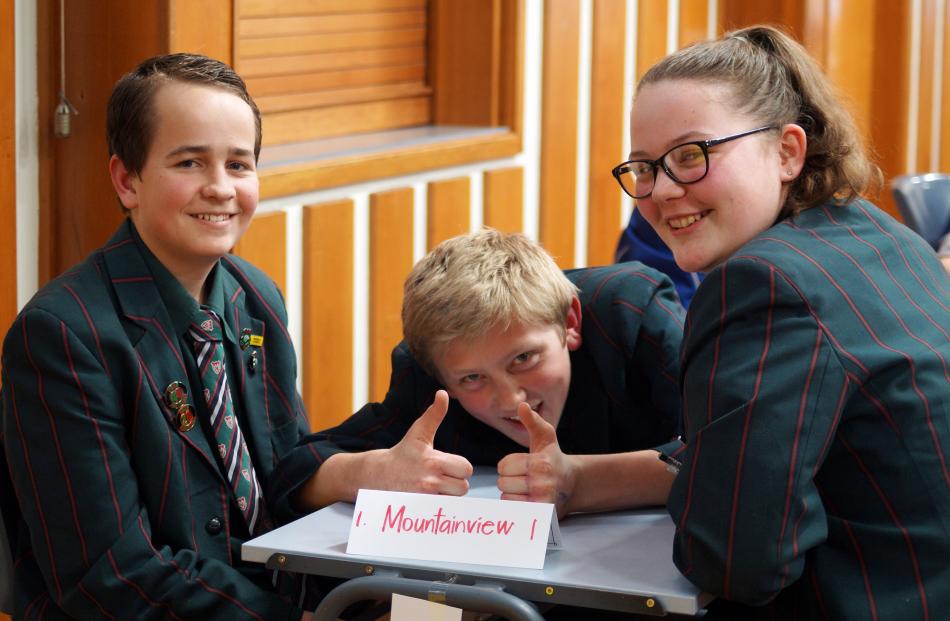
611,126,778,199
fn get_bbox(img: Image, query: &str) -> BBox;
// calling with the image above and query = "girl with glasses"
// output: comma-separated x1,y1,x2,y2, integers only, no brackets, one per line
626,25,950,620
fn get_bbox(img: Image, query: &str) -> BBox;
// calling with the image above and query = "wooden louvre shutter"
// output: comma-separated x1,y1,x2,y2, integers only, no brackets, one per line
235,0,432,146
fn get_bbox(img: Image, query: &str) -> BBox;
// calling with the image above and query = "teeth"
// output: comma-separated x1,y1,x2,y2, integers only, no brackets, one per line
669,213,705,229
195,213,230,222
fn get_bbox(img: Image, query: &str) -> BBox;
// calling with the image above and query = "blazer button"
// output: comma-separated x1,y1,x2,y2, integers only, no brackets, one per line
205,517,223,535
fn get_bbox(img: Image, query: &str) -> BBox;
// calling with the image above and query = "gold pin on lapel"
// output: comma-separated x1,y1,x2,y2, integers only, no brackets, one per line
177,404,197,432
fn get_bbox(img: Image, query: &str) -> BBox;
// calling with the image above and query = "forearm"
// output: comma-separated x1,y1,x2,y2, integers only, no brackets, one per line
563,450,674,514
293,450,385,510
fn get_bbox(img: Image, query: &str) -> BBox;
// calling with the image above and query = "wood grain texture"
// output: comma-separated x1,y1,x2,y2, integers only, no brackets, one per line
260,131,521,199
539,0,580,268
302,200,355,430
483,166,524,233
239,0,424,17
0,0,14,328
427,177,471,250
587,0,627,267
942,0,950,171
232,211,287,294
678,0,709,46
636,0,667,80
262,97,431,144
430,0,500,125
369,188,415,402
169,0,232,61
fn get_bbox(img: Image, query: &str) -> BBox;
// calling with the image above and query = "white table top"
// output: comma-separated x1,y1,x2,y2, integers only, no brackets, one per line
243,469,709,616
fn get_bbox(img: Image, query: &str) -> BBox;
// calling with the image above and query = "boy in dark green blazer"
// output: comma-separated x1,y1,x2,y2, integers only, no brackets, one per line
279,229,685,519
2,54,315,620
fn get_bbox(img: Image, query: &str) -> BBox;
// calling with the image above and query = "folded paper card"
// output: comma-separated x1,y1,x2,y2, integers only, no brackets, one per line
346,489,561,569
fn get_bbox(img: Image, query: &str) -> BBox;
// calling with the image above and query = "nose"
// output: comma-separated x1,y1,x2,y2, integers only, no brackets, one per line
201,168,236,201
649,166,685,202
494,375,527,413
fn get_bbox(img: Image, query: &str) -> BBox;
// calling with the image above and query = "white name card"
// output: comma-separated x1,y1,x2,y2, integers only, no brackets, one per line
346,489,560,569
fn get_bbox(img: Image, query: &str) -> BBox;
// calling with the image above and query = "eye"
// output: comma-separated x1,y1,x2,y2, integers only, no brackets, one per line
670,144,705,167
175,159,199,169
511,351,539,369
458,374,484,389
228,160,255,173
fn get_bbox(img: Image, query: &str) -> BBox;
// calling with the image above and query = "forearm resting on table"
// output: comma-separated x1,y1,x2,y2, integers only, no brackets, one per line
292,450,384,511
564,450,674,514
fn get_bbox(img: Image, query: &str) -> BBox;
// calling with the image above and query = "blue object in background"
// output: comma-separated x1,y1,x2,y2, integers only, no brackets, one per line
615,209,703,308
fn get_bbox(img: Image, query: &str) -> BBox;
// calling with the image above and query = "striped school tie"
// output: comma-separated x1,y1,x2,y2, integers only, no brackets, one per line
189,308,270,536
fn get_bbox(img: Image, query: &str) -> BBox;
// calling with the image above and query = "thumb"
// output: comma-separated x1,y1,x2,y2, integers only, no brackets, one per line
516,402,557,453
411,389,450,445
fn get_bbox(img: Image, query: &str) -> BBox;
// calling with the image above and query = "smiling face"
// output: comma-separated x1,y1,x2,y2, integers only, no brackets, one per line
431,304,582,448
111,80,259,291
630,79,794,274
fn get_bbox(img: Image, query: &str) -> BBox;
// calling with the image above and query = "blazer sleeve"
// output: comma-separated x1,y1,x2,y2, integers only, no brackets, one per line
625,269,685,441
269,341,430,517
667,257,848,605
2,308,300,621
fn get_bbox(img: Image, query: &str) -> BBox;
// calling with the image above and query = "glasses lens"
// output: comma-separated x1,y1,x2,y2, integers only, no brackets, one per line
664,144,707,183
619,162,655,198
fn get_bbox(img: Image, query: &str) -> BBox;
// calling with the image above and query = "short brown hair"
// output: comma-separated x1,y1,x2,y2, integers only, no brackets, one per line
638,25,882,217
106,53,261,178
402,229,578,375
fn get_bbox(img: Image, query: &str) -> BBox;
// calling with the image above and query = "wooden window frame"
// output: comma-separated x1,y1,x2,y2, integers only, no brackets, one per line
253,0,524,199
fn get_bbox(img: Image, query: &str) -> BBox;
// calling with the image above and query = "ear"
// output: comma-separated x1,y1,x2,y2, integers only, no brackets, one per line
564,295,582,351
109,154,140,210
778,123,807,181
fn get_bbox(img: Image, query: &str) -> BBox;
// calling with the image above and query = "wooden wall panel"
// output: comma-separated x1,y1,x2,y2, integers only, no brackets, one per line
539,0,580,268
637,0,668,80
430,0,499,125
679,0,710,46
232,211,287,294
824,1,875,142
169,0,232,60
369,188,415,402
40,0,169,281
262,97,431,145
942,0,950,171
587,0,627,267
1,0,14,331
427,177,471,250
916,0,938,171
867,0,910,217
483,167,524,233
303,200,354,430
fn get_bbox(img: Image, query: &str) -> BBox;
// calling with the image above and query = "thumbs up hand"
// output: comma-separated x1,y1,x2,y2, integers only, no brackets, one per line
496,402,577,518
381,390,474,496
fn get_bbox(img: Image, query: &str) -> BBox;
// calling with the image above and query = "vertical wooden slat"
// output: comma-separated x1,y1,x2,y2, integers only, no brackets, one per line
637,0,668,80
867,0,911,218
169,0,232,61
679,0,709,46
232,211,287,294
369,188,415,402
303,200,355,430
499,0,526,135
825,1,875,143
587,0,627,267
539,0,580,268
483,167,524,233
916,0,938,171
427,177,471,250
942,0,950,171
0,0,15,331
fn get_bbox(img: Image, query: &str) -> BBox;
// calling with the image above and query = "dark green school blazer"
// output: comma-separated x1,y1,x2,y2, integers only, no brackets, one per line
668,200,950,620
2,220,312,620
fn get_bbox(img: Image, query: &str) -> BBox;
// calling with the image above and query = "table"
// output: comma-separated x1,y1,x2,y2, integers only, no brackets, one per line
243,470,710,620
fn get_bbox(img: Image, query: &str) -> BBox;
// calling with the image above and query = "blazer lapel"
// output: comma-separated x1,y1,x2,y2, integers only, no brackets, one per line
100,222,220,476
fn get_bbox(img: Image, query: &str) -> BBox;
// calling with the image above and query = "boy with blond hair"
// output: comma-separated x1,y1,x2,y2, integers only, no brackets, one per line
279,229,684,517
